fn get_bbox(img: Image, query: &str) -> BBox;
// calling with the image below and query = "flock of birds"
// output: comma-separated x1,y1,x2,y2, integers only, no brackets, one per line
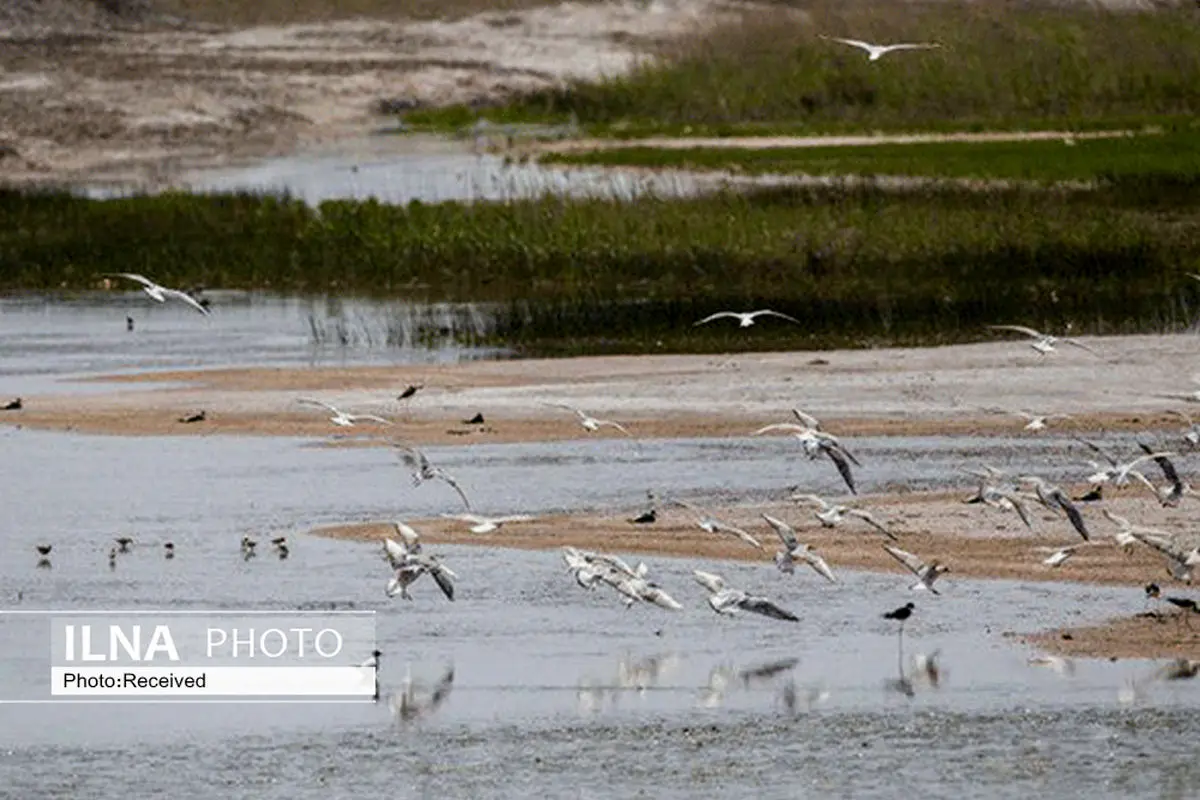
12,274,1200,715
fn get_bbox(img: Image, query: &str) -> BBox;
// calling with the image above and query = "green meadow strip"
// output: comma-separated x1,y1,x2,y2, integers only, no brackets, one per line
539,130,1200,184
402,4,1200,136
2,183,1199,355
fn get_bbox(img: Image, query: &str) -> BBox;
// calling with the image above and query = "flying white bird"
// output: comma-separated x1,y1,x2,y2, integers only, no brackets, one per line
987,325,1100,357
1167,410,1200,448
883,544,949,594
673,498,764,550
986,409,1072,432
104,273,210,315
296,398,392,428
1131,531,1200,583
755,423,861,494
394,444,471,510
1033,543,1100,568
963,471,1034,529
791,493,895,539
819,35,941,61
692,570,799,622
1074,437,1175,489
1028,655,1076,677
761,513,837,582
693,309,801,328
1102,509,1173,551
382,526,456,602
544,403,632,436
441,513,535,534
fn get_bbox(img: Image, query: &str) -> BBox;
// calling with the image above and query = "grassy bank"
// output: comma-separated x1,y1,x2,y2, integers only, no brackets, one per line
2,183,1200,355
539,130,1200,184
404,3,1200,135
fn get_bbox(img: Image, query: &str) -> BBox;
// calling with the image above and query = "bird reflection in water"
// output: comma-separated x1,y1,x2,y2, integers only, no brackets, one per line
388,663,455,724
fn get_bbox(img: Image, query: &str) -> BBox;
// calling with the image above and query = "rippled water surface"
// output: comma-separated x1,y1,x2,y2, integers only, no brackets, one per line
0,293,500,394
0,296,1197,799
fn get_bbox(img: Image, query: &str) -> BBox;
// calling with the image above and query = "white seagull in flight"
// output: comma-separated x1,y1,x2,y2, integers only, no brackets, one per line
544,403,631,436
987,325,1100,357
692,570,800,622
296,398,392,428
104,273,210,315
693,310,801,328
790,493,895,540
819,36,941,61
394,444,472,510
673,498,764,550
440,513,535,534
883,544,950,594
761,513,837,582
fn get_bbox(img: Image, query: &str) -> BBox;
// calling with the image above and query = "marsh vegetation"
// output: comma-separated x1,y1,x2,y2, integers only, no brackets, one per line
405,3,1200,135
3,179,1199,355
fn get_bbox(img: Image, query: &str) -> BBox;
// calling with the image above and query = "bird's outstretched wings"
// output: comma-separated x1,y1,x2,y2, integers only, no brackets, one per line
751,309,802,325
297,398,341,415
883,544,926,577
846,508,895,540
761,513,799,550
987,324,1044,339
823,444,857,495
162,287,211,316
693,312,740,327
693,569,726,594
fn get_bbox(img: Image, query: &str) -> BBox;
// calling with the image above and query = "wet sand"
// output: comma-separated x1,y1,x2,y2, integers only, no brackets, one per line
7,334,1200,442
10,334,1200,659
312,490,1200,660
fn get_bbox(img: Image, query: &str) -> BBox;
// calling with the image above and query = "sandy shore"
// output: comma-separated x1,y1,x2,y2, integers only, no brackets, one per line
8,334,1200,660
311,489,1200,660
8,334,1200,442
0,0,740,187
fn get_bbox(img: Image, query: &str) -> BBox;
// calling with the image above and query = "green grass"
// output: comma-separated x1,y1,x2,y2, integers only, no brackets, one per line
400,3,1200,136
538,130,1200,184
3,183,1200,355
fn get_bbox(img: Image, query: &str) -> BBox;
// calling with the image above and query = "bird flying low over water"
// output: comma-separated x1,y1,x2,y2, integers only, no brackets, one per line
755,421,860,494
296,398,391,428
382,523,455,602
1017,475,1091,541
104,273,210,315
544,403,632,436
693,309,801,328
819,35,941,61
693,570,800,622
440,513,535,534
790,493,895,540
761,513,837,582
673,498,764,550
394,443,472,510
883,545,949,594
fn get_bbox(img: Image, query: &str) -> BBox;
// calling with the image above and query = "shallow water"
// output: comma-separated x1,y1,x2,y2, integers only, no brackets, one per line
0,293,500,394
172,148,726,206
0,423,1197,798
2,295,1197,798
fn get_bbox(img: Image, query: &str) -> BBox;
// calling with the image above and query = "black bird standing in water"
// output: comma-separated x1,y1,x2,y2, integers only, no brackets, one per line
3,398,22,411
126,316,135,332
